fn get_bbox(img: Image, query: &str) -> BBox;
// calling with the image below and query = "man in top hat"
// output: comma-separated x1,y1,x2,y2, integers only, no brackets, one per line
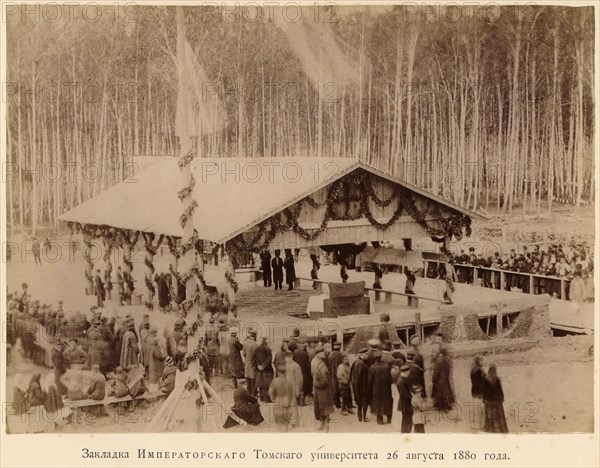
271,250,284,291
328,342,343,409
311,343,334,431
396,363,414,433
94,269,105,307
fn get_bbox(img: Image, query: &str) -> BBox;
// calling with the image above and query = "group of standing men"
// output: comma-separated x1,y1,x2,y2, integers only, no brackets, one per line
260,249,296,291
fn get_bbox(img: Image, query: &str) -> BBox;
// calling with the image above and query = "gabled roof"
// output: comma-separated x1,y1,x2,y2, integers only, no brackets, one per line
58,157,482,243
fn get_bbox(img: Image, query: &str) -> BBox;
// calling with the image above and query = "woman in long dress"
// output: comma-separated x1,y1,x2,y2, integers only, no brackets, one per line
483,364,508,433
470,356,486,430
431,345,455,412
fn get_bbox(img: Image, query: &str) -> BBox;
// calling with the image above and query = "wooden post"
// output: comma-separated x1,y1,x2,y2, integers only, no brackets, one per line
472,266,478,285
560,279,565,299
529,275,534,295
500,270,505,290
384,292,392,304
414,312,422,342
496,302,504,336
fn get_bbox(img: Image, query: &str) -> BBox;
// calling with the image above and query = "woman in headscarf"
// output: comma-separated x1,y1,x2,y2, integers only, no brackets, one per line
470,356,486,430
222,385,264,429
87,365,106,401
109,366,130,398
159,356,177,394
483,364,509,433
120,322,139,370
27,373,44,407
431,345,455,412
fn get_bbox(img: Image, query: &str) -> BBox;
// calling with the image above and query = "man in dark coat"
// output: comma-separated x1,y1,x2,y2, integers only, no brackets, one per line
94,269,105,307
367,351,393,424
406,350,426,398
293,340,312,405
350,348,370,422
271,250,284,290
116,267,124,305
284,249,296,291
396,364,414,433
244,331,258,396
228,330,245,388
253,337,274,403
432,345,455,411
311,344,334,431
261,252,272,287
51,340,69,396
157,273,171,310
328,342,343,409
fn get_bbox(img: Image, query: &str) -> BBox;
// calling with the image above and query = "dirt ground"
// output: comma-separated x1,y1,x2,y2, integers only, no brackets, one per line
4,229,596,434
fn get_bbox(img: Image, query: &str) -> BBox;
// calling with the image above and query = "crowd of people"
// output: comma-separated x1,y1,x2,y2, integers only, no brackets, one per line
6,284,239,429
7,281,510,433
427,241,594,301
224,326,508,434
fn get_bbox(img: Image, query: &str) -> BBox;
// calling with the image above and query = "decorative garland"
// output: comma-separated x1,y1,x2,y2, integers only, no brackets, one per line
178,174,196,201
179,200,199,229
178,149,194,169
167,236,181,259
224,271,239,293
223,170,472,263
181,229,201,256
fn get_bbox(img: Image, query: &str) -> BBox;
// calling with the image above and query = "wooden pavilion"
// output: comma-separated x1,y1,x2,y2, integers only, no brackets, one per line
58,156,482,304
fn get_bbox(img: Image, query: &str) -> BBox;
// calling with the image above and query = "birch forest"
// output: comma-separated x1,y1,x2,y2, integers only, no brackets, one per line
5,4,595,231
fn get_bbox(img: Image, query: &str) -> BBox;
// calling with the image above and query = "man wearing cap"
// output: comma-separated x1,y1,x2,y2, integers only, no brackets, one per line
293,339,312,405
396,364,414,433
244,330,258,396
268,363,294,431
350,348,370,422
284,352,303,427
366,338,380,368
254,336,274,403
381,340,395,367
336,354,353,416
408,337,426,397
368,350,393,425
228,330,244,388
311,343,334,431
328,342,343,409
51,339,69,396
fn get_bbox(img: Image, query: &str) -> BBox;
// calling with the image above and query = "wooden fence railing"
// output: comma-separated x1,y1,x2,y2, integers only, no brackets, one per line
295,277,443,309
425,260,571,300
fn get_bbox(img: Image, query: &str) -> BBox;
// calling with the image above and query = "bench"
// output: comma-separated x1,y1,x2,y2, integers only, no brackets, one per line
64,390,166,419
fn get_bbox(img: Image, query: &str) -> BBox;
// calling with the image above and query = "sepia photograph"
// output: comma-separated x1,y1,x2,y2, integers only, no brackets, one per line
0,1,598,466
